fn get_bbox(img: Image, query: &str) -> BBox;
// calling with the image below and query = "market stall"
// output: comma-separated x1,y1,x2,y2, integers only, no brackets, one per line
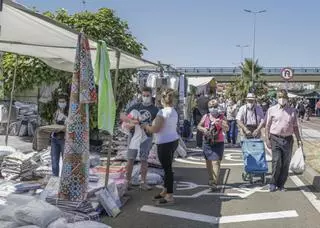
187,76,216,95
0,0,159,226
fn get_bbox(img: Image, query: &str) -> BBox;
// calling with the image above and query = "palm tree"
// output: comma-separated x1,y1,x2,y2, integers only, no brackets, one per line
226,58,268,102
240,58,263,81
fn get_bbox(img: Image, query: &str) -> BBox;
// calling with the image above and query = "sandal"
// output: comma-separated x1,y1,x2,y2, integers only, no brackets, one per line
156,198,175,206
152,194,165,201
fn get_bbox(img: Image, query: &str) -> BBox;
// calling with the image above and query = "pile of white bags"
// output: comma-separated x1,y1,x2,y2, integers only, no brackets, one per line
0,195,112,228
1,152,38,180
0,146,16,165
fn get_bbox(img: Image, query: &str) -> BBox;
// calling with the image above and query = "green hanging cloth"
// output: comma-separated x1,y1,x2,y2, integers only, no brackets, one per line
94,40,116,135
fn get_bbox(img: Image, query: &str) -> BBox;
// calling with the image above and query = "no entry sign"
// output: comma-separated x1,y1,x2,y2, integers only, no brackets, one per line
281,67,294,81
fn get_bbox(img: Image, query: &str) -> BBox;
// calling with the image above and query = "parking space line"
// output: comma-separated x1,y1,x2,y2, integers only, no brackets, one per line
141,205,298,224
174,158,243,166
290,175,320,213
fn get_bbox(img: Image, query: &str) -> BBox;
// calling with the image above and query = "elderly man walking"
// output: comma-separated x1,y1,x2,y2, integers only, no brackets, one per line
265,89,302,192
236,93,265,140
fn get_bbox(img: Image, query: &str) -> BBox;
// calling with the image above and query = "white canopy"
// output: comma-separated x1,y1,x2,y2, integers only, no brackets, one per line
187,76,215,87
0,0,156,72
288,92,299,98
187,76,215,94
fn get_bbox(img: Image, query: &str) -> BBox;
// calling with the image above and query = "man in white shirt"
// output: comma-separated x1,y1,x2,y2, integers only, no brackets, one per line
236,93,265,140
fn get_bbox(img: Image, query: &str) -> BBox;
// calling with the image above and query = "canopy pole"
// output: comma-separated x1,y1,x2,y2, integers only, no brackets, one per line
5,55,18,146
113,50,121,96
105,50,120,187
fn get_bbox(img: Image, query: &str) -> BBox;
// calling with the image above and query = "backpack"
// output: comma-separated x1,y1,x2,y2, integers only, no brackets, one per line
181,120,191,138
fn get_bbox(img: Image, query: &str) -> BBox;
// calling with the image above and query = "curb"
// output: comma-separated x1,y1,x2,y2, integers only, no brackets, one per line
302,165,320,191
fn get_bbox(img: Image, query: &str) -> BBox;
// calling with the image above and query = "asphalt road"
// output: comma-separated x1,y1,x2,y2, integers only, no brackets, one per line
103,144,320,228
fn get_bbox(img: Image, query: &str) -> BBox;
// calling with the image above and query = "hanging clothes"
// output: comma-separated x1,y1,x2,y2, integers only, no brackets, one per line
58,33,97,201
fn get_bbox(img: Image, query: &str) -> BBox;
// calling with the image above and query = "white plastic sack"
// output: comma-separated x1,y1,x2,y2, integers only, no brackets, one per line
0,221,21,228
130,164,141,186
139,173,163,185
17,226,40,228
47,218,68,228
107,181,122,208
0,146,16,158
290,147,305,174
15,199,63,228
175,144,187,158
95,188,121,218
128,110,147,151
67,221,111,228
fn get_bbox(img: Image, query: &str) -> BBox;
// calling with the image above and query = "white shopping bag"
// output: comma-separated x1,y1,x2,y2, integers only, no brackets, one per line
289,146,305,174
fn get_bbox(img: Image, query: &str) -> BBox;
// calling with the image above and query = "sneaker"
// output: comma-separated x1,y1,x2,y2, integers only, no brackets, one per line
140,183,152,191
278,186,286,192
269,184,277,192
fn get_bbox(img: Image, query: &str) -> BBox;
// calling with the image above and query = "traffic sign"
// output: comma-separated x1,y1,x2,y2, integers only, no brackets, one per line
281,67,294,80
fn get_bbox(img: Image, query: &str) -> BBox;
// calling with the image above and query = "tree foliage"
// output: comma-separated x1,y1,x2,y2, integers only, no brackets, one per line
226,59,268,102
3,8,146,123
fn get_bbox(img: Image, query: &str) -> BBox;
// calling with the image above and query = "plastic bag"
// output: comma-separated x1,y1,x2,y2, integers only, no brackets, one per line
0,221,21,228
139,173,163,185
47,218,68,228
107,180,121,208
67,221,111,228
15,199,62,228
290,146,305,174
95,188,121,217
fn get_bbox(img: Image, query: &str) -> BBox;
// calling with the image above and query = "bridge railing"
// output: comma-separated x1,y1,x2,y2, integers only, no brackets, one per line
176,67,320,75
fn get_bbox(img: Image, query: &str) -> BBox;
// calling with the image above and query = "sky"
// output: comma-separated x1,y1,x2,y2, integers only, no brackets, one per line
17,0,320,68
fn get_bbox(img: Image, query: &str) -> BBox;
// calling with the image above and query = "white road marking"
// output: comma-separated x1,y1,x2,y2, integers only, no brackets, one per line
290,175,320,213
174,181,269,199
175,158,243,166
140,205,298,224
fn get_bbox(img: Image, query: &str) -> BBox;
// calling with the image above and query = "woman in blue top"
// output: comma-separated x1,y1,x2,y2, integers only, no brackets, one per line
143,89,179,205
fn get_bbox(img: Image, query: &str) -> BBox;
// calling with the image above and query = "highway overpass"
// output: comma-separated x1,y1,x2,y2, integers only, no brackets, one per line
176,67,320,82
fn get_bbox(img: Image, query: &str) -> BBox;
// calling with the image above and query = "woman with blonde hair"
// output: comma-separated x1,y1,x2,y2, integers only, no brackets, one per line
197,99,229,191
143,89,179,205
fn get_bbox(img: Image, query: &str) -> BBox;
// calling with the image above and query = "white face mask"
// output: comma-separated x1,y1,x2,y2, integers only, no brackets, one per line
247,103,254,109
58,102,66,109
278,98,288,106
209,108,219,116
142,96,152,105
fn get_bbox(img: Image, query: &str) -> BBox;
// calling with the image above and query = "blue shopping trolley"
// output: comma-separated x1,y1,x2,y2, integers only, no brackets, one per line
241,139,268,184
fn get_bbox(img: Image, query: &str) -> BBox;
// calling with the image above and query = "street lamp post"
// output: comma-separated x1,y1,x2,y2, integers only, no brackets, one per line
244,9,266,84
236,44,249,63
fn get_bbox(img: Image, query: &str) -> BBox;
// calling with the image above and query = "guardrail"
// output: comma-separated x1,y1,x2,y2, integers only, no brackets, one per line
176,67,320,75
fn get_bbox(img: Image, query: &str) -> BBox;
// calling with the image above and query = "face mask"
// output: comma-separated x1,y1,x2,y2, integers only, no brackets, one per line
58,102,66,109
209,108,219,116
247,103,254,109
142,96,152,105
278,98,288,106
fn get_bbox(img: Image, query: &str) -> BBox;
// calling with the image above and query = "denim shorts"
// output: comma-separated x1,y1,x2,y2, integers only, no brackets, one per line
127,137,153,161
